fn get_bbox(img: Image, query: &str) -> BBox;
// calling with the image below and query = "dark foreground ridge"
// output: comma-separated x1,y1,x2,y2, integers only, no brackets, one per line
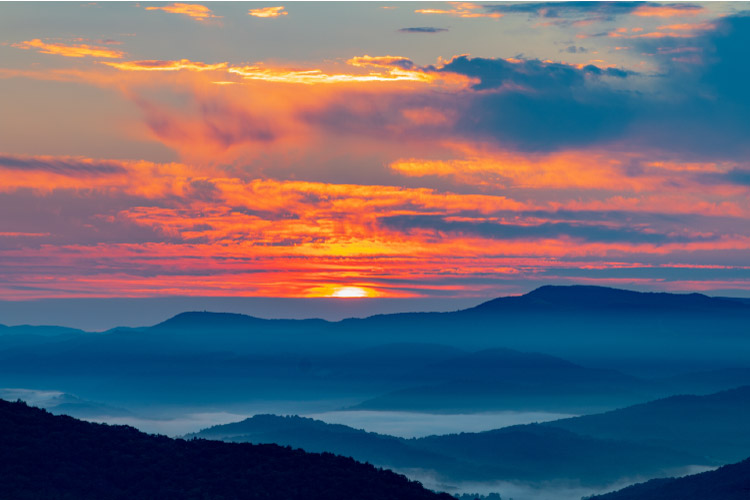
0,399,452,500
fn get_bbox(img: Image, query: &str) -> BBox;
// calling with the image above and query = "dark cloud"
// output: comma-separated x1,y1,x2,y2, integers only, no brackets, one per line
726,169,750,186
0,154,127,176
484,2,700,20
437,56,588,91
398,27,448,33
582,65,629,78
381,215,715,244
432,13,750,156
432,55,636,150
187,179,221,202
623,13,750,158
564,45,587,53
484,2,635,18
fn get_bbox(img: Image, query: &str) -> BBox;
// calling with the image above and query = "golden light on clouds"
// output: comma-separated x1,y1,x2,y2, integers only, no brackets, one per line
102,59,228,72
228,65,435,85
415,2,502,18
248,6,288,18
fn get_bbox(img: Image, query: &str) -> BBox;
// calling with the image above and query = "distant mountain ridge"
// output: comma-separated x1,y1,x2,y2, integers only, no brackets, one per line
154,311,329,330
468,285,750,313
153,285,750,327
2,285,750,411
3,286,749,335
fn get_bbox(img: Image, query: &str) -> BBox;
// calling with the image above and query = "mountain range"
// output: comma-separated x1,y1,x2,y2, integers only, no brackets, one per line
2,286,749,413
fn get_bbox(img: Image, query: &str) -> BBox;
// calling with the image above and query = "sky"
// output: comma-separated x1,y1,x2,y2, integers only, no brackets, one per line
1,1,750,320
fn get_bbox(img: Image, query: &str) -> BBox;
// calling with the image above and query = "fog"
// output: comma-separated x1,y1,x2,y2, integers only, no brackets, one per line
1,388,575,438
401,466,717,500
86,408,575,438
304,410,576,438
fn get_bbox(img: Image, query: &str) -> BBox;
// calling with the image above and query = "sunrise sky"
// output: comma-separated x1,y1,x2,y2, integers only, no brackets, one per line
1,1,750,309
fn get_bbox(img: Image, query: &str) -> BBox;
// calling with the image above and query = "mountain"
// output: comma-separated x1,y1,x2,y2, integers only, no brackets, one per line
189,413,711,486
547,386,750,462
0,323,88,349
0,398,452,500
468,285,750,313
591,456,750,500
0,324,86,337
353,348,653,412
2,285,750,409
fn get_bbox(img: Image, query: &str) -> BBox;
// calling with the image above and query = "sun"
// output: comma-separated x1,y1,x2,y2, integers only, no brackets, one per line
331,286,369,298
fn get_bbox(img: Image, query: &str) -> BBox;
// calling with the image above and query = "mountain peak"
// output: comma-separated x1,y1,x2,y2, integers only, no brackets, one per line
472,285,748,313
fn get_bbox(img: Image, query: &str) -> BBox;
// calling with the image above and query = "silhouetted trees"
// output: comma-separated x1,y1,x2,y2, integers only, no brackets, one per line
0,399,453,500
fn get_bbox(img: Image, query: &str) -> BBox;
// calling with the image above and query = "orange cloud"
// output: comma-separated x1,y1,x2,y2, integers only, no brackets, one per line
390,150,655,192
632,4,704,17
12,39,125,59
656,22,716,31
416,2,502,18
388,146,750,218
606,29,697,39
0,232,50,237
401,107,451,125
144,3,220,21
248,6,288,18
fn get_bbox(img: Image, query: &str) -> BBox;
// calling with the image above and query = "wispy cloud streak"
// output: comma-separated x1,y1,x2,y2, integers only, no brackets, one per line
12,39,125,58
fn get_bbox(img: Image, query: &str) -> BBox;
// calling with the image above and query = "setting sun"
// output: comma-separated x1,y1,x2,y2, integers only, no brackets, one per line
331,286,370,298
